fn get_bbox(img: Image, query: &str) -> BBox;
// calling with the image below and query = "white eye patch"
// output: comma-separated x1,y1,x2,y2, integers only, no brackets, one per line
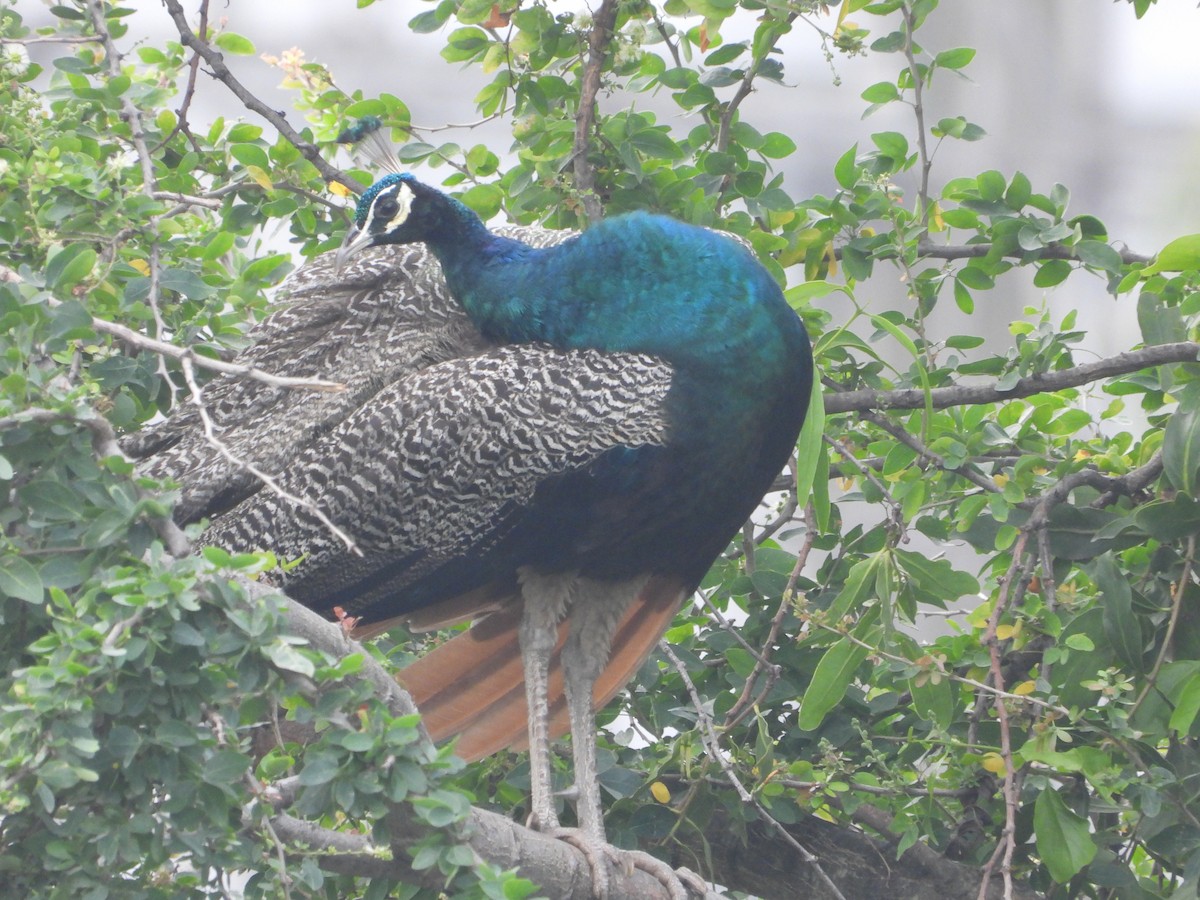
372,181,415,232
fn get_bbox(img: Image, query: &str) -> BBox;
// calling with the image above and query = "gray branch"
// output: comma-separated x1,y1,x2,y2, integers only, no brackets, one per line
825,342,1200,414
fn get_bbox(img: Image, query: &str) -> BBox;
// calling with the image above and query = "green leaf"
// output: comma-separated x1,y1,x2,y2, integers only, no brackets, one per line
834,144,859,190
976,170,1006,202
227,123,262,142
826,553,886,621
1004,171,1031,211
893,551,980,604
1074,240,1123,273
1034,789,1096,883
953,279,973,313
202,749,252,788
945,334,985,350
1034,258,1072,288
909,673,953,728
459,183,504,219
46,244,97,292
797,638,869,731
934,47,975,70
409,8,449,32
1164,390,1200,494
871,131,908,161
1092,554,1143,673
267,641,315,677
792,369,825,511
869,313,932,435
760,132,796,159
704,42,747,66
230,143,270,170
0,556,44,603
1142,233,1200,275
1168,673,1200,735
956,265,994,290
441,26,489,63
861,81,899,104
1137,291,1187,346
297,752,341,787
214,32,255,55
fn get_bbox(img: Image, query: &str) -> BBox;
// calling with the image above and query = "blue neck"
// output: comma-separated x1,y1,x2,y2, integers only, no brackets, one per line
417,195,809,388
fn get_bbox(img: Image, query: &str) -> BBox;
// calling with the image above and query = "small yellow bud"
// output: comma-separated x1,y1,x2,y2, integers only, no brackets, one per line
981,752,1006,774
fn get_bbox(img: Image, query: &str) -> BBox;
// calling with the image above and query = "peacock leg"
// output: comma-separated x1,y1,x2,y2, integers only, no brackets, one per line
517,568,574,832
560,577,645,842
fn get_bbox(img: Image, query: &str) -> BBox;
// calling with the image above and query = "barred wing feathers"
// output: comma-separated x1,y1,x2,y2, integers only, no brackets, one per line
200,343,676,630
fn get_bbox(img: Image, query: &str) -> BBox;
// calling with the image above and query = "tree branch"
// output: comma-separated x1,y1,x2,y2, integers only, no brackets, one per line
46,297,345,393
915,239,1153,266
824,342,1200,414
160,0,361,196
571,0,619,223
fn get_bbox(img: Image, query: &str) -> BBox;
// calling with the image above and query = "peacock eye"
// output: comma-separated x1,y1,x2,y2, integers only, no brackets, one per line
375,197,399,219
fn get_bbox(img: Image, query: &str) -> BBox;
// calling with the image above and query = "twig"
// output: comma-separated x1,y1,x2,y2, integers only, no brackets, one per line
826,434,906,535
83,0,175,386
659,641,849,900
153,0,208,154
713,12,799,202
822,624,1071,719
724,504,818,729
1021,455,1163,523
1,35,102,44
150,191,223,210
571,0,619,223
860,408,1002,496
84,0,155,191
1129,535,1195,719
976,532,1034,900
650,8,682,68
160,0,361,196
900,2,932,221
47,298,344,392
178,358,361,556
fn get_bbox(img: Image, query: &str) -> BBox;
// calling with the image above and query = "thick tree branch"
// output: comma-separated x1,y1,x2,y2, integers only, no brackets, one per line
825,342,1200,414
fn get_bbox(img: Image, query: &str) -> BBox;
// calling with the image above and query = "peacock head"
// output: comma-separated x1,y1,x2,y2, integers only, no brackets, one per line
337,172,440,270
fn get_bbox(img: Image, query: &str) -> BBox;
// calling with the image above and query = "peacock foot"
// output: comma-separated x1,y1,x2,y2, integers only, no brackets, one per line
550,827,707,900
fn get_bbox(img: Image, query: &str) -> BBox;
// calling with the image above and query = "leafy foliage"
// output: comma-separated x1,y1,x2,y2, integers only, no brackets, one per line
2,0,1197,897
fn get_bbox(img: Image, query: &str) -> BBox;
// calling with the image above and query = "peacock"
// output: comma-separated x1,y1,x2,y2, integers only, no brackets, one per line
132,169,813,895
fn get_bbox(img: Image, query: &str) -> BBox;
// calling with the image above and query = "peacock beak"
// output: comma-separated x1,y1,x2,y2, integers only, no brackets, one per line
336,225,375,273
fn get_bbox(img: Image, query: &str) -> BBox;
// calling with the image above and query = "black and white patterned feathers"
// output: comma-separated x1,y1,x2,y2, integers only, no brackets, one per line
201,343,674,624
124,228,565,525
